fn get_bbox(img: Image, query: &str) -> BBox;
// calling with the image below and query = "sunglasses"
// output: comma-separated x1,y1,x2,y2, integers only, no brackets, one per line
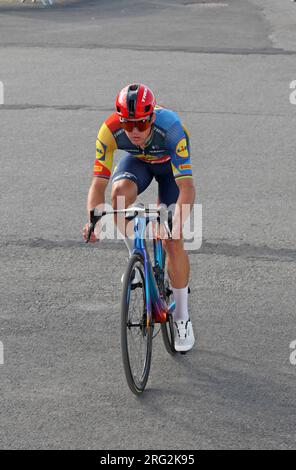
119,115,152,132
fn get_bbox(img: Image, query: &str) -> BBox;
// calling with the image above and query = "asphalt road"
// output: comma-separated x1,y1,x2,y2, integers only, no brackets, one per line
0,0,296,450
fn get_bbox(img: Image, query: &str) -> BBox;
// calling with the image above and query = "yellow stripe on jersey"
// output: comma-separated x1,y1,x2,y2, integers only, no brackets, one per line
170,162,179,178
94,122,118,178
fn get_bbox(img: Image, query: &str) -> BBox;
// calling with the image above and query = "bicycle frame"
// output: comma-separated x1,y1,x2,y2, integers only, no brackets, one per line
132,213,176,326
87,206,176,326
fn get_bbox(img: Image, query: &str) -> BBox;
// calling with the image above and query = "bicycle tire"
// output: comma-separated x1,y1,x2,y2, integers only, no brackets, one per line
121,253,153,395
161,304,176,356
160,251,176,356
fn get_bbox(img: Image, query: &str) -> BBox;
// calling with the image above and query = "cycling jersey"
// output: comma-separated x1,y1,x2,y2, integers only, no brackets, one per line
93,107,192,181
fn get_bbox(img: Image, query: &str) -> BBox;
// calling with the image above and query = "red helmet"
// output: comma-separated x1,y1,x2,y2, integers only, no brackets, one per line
115,83,156,119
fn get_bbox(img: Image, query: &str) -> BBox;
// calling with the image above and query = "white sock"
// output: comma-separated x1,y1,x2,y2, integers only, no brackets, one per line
124,236,134,255
172,286,189,322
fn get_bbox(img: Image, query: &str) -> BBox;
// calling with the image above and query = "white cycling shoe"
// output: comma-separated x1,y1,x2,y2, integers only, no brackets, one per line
173,319,195,352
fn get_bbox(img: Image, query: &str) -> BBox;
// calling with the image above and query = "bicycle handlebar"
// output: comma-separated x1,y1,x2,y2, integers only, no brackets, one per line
86,205,173,243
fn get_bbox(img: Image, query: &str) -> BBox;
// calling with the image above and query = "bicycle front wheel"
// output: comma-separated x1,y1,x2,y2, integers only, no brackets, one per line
121,253,153,395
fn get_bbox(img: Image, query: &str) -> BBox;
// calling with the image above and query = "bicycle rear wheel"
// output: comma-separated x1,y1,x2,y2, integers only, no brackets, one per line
160,251,176,356
161,280,176,356
121,253,153,395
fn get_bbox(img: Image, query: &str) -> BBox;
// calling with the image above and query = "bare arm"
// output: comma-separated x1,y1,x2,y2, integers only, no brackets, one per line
175,178,196,209
87,177,108,219
173,178,196,238
83,177,109,242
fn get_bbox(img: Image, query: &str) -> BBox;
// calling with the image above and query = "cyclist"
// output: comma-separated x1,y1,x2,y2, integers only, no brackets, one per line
83,83,196,352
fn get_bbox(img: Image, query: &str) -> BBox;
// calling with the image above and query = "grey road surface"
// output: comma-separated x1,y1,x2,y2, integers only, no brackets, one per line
0,0,296,450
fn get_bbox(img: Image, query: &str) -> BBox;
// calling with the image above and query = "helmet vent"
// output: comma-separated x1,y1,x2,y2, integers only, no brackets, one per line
127,84,139,117
128,97,135,116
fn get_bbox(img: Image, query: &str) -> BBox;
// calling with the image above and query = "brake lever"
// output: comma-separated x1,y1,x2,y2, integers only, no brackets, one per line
164,220,173,240
125,210,138,221
157,206,173,240
85,209,104,244
85,222,94,244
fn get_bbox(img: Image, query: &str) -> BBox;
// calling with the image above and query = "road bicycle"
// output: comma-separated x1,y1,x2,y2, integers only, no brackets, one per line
86,204,183,395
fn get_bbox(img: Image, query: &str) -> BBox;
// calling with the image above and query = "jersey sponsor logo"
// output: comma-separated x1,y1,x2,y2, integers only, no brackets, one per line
94,164,103,172
176,138,189,158
96,139,107,160
154,127,165,138
180,164,192,170
93,161,111,178
114,128,125,139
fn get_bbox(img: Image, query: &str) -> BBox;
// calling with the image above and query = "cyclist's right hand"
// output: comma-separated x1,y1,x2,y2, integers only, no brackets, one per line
82,223,98,243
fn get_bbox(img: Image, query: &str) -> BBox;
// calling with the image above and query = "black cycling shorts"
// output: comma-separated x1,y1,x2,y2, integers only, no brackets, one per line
111,154,179,207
